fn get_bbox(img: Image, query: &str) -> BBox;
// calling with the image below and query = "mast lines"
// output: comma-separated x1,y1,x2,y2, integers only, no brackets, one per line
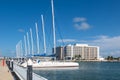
24,35,27,56
51,0,56,54
27,32,30,55
16,0,57,57
30,28,34,55
35,23,40,54
41,15,46,54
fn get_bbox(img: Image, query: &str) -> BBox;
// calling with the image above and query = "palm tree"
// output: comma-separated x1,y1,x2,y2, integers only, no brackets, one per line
78,54,81,60
107,56,114,60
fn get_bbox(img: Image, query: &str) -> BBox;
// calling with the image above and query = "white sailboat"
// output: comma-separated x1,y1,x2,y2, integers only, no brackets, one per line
21,0,79,68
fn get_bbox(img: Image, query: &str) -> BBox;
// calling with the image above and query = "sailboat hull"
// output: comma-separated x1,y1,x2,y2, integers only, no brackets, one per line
21,61,79,68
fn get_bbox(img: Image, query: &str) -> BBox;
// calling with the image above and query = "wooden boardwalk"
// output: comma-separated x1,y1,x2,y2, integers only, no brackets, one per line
0,59,14,80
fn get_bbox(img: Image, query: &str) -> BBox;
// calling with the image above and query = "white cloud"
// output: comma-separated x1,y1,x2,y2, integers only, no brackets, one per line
58,35,120,57
73,17,86,22
92,35,109,40
73,17,91,30
18,29,25,33
92,36,120,49
84,35,120,57
74,22,90,30
57,39,77,43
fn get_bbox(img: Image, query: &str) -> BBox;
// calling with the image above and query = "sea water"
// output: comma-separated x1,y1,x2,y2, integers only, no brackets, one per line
33,62,120,80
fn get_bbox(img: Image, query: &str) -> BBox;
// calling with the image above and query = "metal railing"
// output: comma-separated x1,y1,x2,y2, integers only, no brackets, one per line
13,62,48,80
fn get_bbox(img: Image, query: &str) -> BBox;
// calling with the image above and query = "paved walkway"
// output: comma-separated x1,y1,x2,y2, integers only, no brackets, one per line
0,59,14,80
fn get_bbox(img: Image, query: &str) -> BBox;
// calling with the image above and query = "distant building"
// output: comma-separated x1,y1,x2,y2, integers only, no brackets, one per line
65,44,99,60
56,46,64,60
56,44,99,60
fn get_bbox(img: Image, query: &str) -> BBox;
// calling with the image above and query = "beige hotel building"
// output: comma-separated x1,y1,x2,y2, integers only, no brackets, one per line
56,44,99,60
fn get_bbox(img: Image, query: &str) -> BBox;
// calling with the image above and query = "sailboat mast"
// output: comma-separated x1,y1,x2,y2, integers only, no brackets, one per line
20,40,23,57
16,40,22,58
16,42,19,58
35,23,40,54
24,35,27,57
51,0,56,54
20,40,22,57
41,15,46,54
27,32,30,55
30,28,34,55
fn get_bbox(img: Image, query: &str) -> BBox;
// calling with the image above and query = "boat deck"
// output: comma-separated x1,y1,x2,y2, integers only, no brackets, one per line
0,59,14,80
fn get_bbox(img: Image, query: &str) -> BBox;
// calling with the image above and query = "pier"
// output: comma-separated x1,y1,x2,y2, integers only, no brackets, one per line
6,59,48,80
13,62,47,80
0,59,14,80
4,60,48,80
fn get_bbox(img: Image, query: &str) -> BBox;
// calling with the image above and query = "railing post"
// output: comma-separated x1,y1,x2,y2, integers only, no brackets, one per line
8,60,10,68
11,59,14,71
27,59,33,80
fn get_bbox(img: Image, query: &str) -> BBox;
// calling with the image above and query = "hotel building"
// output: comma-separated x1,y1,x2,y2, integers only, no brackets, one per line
56,44,99,60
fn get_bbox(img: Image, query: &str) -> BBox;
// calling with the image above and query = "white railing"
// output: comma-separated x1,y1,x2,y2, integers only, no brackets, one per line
13,63,47,80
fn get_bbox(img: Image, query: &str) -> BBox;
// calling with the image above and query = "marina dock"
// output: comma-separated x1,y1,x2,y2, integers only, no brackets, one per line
0,59,14,80
0,59,47,80
5,59,48,80
13,62,47,80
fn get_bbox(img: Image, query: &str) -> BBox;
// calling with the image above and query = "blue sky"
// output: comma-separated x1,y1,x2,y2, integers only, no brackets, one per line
0,0,120,57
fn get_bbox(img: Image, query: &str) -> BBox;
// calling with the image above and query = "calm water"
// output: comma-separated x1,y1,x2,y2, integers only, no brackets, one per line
33,62,120,80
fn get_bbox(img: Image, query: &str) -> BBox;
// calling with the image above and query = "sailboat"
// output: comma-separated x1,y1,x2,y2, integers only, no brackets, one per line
21,0,79,68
